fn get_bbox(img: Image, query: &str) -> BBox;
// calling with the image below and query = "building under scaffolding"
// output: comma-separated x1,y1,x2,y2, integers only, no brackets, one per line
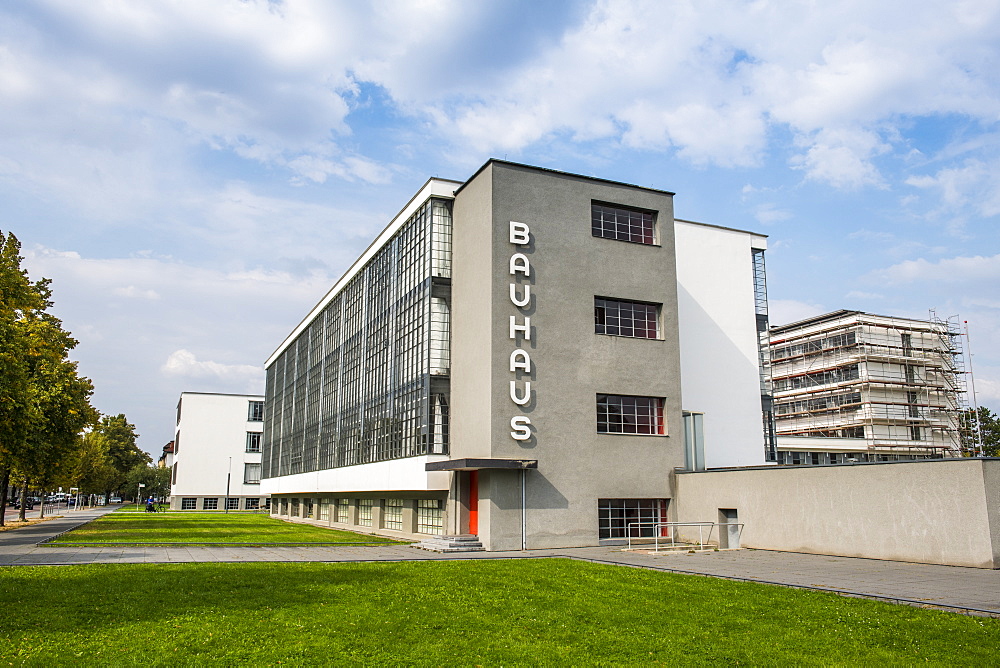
768,310,967,464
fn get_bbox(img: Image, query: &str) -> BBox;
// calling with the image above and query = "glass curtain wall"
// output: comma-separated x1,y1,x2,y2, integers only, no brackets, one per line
262,199,452,478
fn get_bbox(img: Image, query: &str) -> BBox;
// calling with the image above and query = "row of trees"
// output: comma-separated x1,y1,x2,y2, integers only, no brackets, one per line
0,231,161,524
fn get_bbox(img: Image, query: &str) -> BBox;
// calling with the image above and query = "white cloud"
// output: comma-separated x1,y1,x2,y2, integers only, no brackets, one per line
906,158,1000,220
23,244,337,452
845,291,884,300
161,349,263,385
870,254,1000,285
112,285,160,300
754,205,792,225
769,299,827,326
3,0,1000,207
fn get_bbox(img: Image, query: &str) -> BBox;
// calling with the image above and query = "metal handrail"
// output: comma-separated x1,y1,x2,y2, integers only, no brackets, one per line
625,521,745,552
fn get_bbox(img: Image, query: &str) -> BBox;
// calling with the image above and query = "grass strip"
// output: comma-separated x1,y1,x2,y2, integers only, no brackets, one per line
47,511,402,545
1,559,997,666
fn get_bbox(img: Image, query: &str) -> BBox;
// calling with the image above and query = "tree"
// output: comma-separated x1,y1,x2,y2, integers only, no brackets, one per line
16,311,98,519
0,232,45,525
961,406,1000,457
125,464,171,504
0,231,98,523
92,414,150,500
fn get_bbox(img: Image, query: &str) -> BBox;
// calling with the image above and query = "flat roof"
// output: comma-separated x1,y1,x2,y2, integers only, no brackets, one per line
179,391,264,399
769,309,948,335
454,158,675,197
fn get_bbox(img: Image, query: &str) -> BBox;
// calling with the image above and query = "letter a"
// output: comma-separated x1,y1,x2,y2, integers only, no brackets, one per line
509,349,531,373
509,253,530,277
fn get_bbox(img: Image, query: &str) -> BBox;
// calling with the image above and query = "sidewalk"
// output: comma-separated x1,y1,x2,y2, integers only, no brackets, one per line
2,509,998,616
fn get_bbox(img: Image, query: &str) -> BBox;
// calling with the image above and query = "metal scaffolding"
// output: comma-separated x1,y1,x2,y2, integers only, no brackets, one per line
769,311,967,460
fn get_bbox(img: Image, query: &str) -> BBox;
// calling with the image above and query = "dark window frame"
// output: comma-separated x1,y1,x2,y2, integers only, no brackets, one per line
597,394,666,435
595,297,661,339
591,202,657,245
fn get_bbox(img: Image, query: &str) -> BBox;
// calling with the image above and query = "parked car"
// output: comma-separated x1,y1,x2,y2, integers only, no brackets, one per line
109,496,122,504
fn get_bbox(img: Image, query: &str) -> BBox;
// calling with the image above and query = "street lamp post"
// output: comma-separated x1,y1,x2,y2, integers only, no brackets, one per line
225,457,232,514
137,483,146,511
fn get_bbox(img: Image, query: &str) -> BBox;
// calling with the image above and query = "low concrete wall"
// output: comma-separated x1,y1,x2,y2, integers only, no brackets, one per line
674,458,1000,568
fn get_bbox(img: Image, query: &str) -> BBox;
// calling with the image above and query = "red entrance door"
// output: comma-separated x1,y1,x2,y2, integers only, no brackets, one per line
468,470,479,536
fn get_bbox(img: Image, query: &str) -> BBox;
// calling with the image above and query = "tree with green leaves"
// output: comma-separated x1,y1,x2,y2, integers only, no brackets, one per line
92,414,150,501
0,230,97,523
0,231,44,524
961,406,1000,457
125,464,171,505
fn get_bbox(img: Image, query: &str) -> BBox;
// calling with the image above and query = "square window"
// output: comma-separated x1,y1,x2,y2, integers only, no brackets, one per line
181,498,196,510
203,498,218,510
598,498,669,539
248,400,264,422
596,394,665,435
245,498,260,510
591,203,656,245
244,463,262,484
595,297,660,339
246,432,262,453
225,498,239,510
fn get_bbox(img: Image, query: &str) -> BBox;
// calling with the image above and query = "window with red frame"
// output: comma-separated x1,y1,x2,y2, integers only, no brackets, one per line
596,394,665,435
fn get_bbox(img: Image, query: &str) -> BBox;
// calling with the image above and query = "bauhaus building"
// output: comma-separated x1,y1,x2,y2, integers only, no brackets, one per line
262,160,772,550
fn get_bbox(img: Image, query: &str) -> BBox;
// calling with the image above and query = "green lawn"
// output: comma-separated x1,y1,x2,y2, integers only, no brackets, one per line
48,511,402,545
0,559,996,665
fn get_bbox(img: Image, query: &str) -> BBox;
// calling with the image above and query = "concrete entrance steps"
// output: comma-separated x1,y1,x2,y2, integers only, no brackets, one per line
413,534,484,552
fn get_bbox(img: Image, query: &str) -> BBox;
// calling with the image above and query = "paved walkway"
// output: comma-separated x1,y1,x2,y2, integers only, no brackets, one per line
2,507,998,616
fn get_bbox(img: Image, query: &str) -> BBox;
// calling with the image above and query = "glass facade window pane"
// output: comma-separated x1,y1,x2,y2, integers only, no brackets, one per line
335,498,350,523
595,297,659,339
598,499,668,538
246,432,262,453
383,499,404,531
262,199,453,480
244,463,262,484
591,203,655,245
417,499,444,535
357,499,374,527
597,394,665,435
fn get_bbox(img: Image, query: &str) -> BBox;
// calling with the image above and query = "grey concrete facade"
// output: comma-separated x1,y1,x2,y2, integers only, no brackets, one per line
451,162,685,550
674,458,1000,568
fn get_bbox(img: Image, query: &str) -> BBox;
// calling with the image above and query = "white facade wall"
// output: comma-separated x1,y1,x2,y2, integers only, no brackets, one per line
171,392,265,509
261,456,451,496
674,219,769,468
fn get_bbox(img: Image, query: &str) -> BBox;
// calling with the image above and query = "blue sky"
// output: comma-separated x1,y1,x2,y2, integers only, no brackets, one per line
2,0,999,455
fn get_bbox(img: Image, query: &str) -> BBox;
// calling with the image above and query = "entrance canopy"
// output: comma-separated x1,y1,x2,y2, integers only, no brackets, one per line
425,458,538,472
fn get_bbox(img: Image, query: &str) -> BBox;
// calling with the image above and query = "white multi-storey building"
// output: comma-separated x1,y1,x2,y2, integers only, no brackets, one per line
769,310,966,464
169,392,268,511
